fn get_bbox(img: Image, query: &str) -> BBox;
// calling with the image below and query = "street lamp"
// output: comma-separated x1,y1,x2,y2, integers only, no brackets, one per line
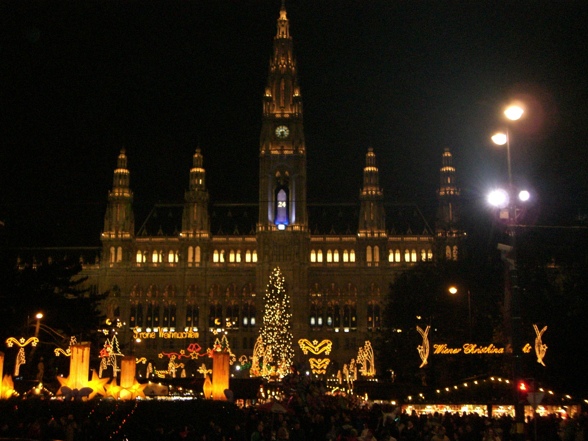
34,312,43,339
448,286,472,341
489,103,527,434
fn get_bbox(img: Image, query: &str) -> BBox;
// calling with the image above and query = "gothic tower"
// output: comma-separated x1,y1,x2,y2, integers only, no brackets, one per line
257,3,309,334
436,147,462,260
358,148,387,265
102,149,135,264
181,148,210,237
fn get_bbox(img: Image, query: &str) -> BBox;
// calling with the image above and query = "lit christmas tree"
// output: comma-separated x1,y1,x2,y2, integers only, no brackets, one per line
259,267,294,378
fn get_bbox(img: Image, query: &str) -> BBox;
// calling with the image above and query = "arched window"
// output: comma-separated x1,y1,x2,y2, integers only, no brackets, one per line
236,250,241,263
195,246,201,263
446,245,452,260
310,250,316,263
421,249,427,261
374,245,380,263
367,302,381,331
452,245,458,261
229,250,235,263
136,250,142,264
162,302,176,329
109,247,115,263
411,249,417,262
317,250,323,263
395,249,401,262
366,246,373,263
388,249,394,262
117,247,123,262
405,249,410,262
350,250,356,262
252,250,258,263
168,250,175,263
343,250,349,263
427,248,433,261
185,304,199,330
333,250,339,262
152,250,158,263
327,250,333,263
188,246,194,263
213,250,220,263
246,250,252,263
209,303,223,328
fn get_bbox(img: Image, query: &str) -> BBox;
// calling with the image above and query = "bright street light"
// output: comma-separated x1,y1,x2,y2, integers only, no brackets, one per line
518,190,530,202
491,132,508,146
487,189,510,209
504,105,524,121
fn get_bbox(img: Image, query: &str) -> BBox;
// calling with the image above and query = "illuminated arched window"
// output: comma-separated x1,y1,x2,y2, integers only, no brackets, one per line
343,250,349,262
326,304,334,327
229,250,235,263
366,246,372,263
452,245,458,261
310,250,316,263
405,249,410,262
220,250,225,263
188,246,194,263
421,249,427,261
327,250,333,263
236,250,241,262
252,250,258,262
195,246,201,263
350,249,356,262
246,250,252,263
163,302,176,329
446,245,452,260
186,303,199,330
388,250,394,262
395,249,401,262
109,247,115,263
411,249,417,262
213,250,220,263
168,250,175,263
117,247,123,262
317,250,323,263
136,250,142,263
333,250,339,262
427,248,433,261
374,245,380,263
367,302,381,331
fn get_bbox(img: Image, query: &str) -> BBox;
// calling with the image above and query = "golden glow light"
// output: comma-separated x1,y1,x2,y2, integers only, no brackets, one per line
298,339,332,355
5,337,39,376
417,326,430,368
533,324,548,366
357,341,376,377
212,351,230,401
308,358,330,374
258,267,294,379
504,105,524,121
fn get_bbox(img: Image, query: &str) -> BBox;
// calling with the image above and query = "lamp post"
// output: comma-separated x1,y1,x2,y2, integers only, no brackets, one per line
489,103,526,436
448,286,472,341
34,312,43,339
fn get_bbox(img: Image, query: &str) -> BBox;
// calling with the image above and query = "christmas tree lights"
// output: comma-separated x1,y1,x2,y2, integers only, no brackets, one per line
258,267,294,378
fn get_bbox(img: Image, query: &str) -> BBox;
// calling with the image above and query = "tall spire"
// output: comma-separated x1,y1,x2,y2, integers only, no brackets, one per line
358,148,386,236
102,149,135,263
258,3,307,232
436,147,462,260
182,148,210,236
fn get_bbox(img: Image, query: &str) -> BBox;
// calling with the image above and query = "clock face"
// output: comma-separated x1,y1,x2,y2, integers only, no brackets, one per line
275,125,290,139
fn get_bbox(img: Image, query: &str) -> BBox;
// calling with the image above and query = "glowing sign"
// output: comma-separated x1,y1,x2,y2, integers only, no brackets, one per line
133,327,199,340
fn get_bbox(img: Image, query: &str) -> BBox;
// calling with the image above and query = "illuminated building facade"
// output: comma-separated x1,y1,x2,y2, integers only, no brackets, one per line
88,4,463,372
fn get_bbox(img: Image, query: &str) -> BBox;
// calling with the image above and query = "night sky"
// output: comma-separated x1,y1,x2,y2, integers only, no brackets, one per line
1,1,587,247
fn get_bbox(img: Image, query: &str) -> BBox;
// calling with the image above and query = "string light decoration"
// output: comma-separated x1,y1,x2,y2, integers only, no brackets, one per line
533,324,548,366
99,335,124,378
298,339,332,375
416,325,430,368
258,267,294,379
308,358,330,374
159,342,203,361
357,341,376,377
5,337,39,376
54,336,78,357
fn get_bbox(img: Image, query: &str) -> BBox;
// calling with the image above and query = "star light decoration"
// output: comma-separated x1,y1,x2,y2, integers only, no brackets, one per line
105,378,147,400
56,370,109,400
258,267,294,379
0,375,18,399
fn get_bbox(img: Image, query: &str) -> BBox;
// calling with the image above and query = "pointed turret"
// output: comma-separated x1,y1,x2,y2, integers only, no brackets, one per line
358,148,386,236
181,148,210,237
102,149,135,264
436,147,463,260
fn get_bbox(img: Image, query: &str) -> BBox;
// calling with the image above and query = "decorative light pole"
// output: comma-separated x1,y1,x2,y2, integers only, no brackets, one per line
488,103,528,436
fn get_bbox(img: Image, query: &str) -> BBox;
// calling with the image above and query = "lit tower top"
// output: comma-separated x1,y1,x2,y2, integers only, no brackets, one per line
258,2,307,232
182,148,210,236
103,148,134,240
260,1,304,154
438,147,460,198
358,148,386,236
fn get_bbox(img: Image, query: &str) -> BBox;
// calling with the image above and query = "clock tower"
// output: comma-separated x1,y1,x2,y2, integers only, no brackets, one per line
257,3,309,330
